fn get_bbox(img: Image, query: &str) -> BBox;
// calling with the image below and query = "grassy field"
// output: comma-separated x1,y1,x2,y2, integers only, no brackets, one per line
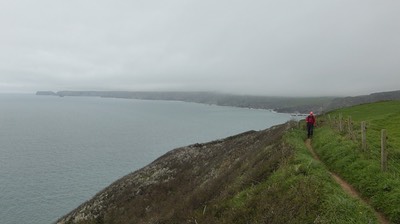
199,127,379,223
312,100,400,223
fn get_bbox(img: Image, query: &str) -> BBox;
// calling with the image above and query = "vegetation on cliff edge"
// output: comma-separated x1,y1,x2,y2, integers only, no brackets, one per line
59,116,382,223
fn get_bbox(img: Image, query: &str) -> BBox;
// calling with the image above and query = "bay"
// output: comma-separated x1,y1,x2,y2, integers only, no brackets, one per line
0,94,291,224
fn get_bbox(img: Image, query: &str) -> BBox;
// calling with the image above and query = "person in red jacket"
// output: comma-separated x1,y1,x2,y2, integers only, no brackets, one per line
306,112,316,138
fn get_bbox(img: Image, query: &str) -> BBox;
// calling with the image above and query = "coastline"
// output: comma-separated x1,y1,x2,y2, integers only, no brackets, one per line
36,90,330,114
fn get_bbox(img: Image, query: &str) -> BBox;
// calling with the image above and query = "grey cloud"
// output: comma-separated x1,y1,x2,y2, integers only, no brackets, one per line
0,0,399,96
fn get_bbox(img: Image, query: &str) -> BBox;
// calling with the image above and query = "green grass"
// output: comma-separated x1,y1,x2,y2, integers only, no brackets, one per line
284,129,377,223
204,128,378,223
326,101,400,160
313,100,400,223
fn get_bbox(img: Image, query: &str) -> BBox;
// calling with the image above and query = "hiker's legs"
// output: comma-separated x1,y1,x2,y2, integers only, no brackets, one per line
307,123,313,138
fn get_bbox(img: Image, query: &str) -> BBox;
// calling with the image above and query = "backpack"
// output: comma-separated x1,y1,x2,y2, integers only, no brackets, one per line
306,115,315,124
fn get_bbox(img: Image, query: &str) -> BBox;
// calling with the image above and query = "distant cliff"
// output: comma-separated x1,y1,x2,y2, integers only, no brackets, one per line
36,90,333,114
36,91,58,96
324,90,400,111
37,90,400,113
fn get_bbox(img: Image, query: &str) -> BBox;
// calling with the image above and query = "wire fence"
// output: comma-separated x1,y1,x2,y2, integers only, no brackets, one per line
326,114,400,177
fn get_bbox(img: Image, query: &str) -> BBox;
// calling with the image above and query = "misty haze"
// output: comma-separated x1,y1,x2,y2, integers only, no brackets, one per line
0,1,399,96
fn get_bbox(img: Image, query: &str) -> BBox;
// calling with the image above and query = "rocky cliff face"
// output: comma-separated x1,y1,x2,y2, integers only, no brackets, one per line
57,123,294,224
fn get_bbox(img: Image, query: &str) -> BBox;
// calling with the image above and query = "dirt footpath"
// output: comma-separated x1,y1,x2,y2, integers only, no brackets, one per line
305,139,389,224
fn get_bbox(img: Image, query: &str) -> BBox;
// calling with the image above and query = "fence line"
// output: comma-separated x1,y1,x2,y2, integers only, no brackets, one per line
326,115,399,174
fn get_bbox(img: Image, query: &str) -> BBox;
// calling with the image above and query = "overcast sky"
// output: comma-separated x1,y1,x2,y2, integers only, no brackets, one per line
0,0,399,96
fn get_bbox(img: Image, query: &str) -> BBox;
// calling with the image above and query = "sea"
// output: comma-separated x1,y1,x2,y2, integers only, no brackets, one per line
0,94,291,224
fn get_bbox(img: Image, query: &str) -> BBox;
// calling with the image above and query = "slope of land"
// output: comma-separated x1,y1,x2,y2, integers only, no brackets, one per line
57,125,294,223
324,90,400,112
57,119,381,223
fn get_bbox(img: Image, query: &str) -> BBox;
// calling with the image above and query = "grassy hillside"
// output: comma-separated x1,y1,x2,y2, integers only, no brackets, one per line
313,100,400,223
209,128,378,223
58,120,380,223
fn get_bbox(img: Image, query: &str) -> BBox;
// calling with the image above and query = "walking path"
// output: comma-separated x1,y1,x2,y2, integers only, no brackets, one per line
304,139,389,224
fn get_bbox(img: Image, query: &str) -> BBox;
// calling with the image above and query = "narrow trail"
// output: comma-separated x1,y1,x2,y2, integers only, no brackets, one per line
304,139,390,224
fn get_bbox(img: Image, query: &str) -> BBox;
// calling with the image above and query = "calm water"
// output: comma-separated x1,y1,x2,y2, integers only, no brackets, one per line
0,94,291,224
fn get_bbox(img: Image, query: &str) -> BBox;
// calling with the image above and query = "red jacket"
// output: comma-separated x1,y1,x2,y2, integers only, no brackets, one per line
306,115,316,125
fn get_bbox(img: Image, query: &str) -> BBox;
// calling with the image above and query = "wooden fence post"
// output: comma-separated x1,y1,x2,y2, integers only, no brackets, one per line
361,121,367,151
348,116,355,141
381,129,388,172
339,113,343,132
